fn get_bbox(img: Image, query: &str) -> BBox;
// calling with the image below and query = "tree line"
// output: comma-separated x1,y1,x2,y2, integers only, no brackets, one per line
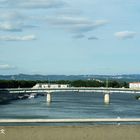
0,80,129,88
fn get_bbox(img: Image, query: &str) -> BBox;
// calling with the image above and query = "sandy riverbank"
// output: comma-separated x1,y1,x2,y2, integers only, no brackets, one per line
0,125,140,140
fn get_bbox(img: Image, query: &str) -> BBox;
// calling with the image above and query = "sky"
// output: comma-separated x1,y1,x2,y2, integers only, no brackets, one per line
0,0,140,75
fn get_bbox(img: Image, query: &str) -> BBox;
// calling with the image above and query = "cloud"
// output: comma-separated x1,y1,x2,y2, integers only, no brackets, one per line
88,36,98,40
0,0,66,9
46,16,92,25
94,20,109,27
0,64,16,70
72,34,85,39
71,20,108,33
0,22,37,32
0,0,6,3
115,31,136,39
0,11,38,32
46,16,109,34
0,12,26,21
0,35,37,41
0,22,22,32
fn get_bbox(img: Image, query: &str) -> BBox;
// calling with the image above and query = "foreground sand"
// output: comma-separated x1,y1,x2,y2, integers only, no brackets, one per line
0,125,140,140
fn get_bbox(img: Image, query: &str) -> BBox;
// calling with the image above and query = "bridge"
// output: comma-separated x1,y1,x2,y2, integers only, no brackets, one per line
1,87,140,104
1,87,140,94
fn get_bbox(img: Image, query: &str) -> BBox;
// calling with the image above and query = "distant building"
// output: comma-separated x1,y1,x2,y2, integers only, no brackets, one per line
129,82,140,89
32,83,69,89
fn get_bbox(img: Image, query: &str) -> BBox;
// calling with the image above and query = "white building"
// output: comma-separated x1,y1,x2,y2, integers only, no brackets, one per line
129,82,140,89
32,83,69,89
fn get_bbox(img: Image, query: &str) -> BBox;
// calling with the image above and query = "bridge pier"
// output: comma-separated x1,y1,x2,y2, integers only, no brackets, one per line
104,93,110,104
46,92,52,103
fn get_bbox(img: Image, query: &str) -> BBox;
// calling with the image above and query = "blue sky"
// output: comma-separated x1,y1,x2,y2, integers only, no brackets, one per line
0,0,139,75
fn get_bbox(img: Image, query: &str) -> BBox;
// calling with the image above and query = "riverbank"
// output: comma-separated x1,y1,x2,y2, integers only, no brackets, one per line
0,125,140,140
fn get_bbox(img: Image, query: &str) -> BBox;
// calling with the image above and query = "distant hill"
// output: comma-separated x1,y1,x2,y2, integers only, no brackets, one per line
0,74,140,82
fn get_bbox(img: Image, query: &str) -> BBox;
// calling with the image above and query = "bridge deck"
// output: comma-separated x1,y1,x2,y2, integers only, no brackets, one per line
1,87,140,94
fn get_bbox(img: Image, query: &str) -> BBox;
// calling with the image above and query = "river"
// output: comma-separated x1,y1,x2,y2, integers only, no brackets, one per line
0,92,140,125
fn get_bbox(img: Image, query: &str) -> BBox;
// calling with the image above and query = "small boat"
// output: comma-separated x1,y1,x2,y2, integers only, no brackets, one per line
18,94,30,100
28,93,37,99
135,95,140,100
24,94,30,99
18,95,25,100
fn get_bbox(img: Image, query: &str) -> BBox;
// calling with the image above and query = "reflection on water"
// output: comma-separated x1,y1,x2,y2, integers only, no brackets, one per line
0,92,140,119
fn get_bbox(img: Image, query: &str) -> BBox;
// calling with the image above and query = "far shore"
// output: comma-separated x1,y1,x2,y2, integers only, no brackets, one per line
1,125,140,140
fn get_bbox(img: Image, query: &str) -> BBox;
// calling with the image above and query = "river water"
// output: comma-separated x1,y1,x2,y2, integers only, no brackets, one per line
0,92,140,125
